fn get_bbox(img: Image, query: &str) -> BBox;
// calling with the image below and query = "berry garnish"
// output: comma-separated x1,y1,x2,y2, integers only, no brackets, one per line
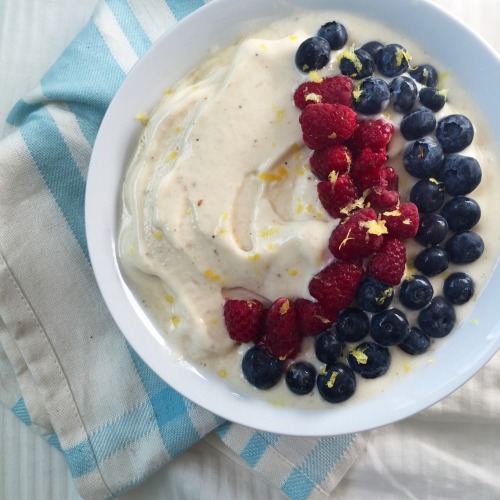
418,297,456,338
403,138,444,179
309,144,353,180
381,202,419,239
295,298,337,337
399,275,434,310
317,174,360,218
350,147,387,190
317,21,348,50
339,47,375,80
317,363,356,403
398,327,431,355
414,247,449,277
419,87,447,111
360,41,384,64
348,118,394,152
352,77,390,115
400,108,437,141
286,362,317,395
366,237,406,286
408,64,438,87
355,275,394,313
348,341,391,379
336,307,370,342
436,154,482,196
441,196,481,231
242,346,283,390
414,214,449,246
224,299,265,343
293,75,354,110
446,230,484,264
295,36,331,72
370,308,410,346
435,114,474,153
443,272,475,305
389,75,417,113
409,178,446,213
377,43,411,77
314,329,344,365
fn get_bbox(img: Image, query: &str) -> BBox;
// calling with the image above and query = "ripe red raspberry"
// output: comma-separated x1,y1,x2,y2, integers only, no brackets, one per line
328,207,385,261
367,237,407,285
363,166,400,209
365,185,400,209
224,299,265,343
317,174,360,218
309,260,364,311
381,166,399,191
350,148,387,190
348,119,395,152
295,298,338,337
299,103,358,150
381,202,420,238
293,75,354,110
259,298,300,359
309,145,353,181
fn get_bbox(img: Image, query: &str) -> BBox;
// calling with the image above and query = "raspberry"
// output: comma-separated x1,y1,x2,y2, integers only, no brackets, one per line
295,298,338,336
381,202,420,238
350,147,387,190
367,237,407,285
317,174,360,218
259,298,301,359
348,119,395,152
224,299,265,343
382,166,399,191
328,207,385,261
310,145,353,181
293,75,354,110
309,260,364,311
363,166,400,209
299,103,358,150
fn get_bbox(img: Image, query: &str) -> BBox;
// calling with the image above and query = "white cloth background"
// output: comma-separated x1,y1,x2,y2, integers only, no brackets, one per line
1,0,499,498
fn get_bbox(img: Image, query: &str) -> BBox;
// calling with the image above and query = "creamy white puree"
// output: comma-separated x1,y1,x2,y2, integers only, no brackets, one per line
119,11,500,408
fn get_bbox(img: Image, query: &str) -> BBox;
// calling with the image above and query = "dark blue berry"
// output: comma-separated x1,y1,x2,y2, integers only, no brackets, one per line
409,64,439,87
336,308,370,342
389,75,418,113
399,275,434,309
315,329,344,365
317,21,348,50
377,43,410,77
446,230,484,264
414,247,449,277
441,196,481,231
443,272,475,305
418,296,456,338
339,48,374,79
415,214,449,246
419,87,447,111
400,108,437,140
410,179,445,213
360,41,384,64
353,77,390,115
242,346,282,389
403,138,443,179
295,36,331,72
355,276,394,313
317,363,356,403
371,308,410,346
436,154,482,196
435,114,474,153
286,362,317,395
398,327,431,355
348,341,391,379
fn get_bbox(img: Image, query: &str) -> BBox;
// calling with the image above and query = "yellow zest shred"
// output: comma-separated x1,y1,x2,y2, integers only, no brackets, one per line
339,228,354,249
204,269,220,281
326,371,338,388
309,71,323,83
383,209,401,217
352,88,363,101
328,170,339,183
288,268,298,277
288,35,298,41
402,218,412,225
135,113,149,126
280,299,290,315
152,230,164,241
171,315,181,327
340,196,366,215
351,347,368,364
258,165,288,182
305,92,322,103
247,253,261,262
359,219,388,236
166,150,179,162
260,226,281,238
319,365,327,376
375,287,394,305
328,132,337,140
338,45,362,72
275,109,285,123
165,294,174,304
218,369,228,378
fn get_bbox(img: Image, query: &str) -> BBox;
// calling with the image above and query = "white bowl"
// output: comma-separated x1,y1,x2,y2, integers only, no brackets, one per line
86,0,500,435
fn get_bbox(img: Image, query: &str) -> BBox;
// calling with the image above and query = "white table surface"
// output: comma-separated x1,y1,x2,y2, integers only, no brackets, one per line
1,1,500,499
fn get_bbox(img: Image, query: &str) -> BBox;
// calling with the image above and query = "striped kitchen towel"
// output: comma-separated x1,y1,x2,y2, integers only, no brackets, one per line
0,0,368,498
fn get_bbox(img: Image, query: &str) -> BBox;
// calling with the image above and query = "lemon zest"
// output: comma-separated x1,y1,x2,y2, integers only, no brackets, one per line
339,228,354,249
338,44,362,72
166,150,179,162
165,294,174,304
305,92,322,103
204,269,220,281
383,209,401,217
309,71,323,83
359,219,388,236
328,170,339,183
351,347,368,364
260,226,281,238
218,369,228,378
275,109,285,123
375,287,394,305
288,268,298,277
152,230,164,241
247,253,261,262
326,371,338,388
280,299,290,315
135,113,149,126
171,315,181,327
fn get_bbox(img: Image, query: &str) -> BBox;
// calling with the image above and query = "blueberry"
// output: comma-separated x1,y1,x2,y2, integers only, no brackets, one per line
353,77,390,115
419,87,447,111
415,214,449,246
398,327,431,355
360,41,384,64
336,308,370,342
377,43,411,77
295,36,331,72
414,247,449,277
389,76,418,113
418,296,456,338
409,179,445,213
371,308,410,346
446,230,484,264
436,154,482,196
315,329,344,365
443,272,475,305
317,362,356,403
435,114,474,153
356,276,394,313
400,108,437,140
348,341,391,379
403,138,444,179
339,48,374,79
441,196,481,231
286,361,317,395
399,275,434,310
317,21,348,50
408,64,439,87
242,346,282,389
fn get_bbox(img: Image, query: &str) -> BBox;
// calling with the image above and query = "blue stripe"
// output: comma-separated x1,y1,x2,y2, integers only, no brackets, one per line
64,438,98,478
240,433,269,467
216,421,231,438
7,101,43,127
105,0,152,56
67,102,102,147
17,106,89,259
47,433,63,452
126,343,169,396
281,468,316,500
167,0,205,20
11,397,32,426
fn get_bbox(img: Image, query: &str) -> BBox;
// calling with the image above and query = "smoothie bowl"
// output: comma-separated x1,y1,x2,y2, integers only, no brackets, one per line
86,0,500,435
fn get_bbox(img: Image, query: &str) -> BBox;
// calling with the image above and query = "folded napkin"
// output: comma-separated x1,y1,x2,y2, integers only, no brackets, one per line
0,1,369,498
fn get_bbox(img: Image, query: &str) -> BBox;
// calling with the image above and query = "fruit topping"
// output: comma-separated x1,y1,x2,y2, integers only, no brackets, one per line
446,230,484,264
295,298,337,337
410,178,445,213
315,329,344,364
317,363,356,403
443,272,475,305
436,154,482,196
285,361,317,395
355,275,394,313
338,47,375,79
414,214,448,246
419,87,448,111
360,41,384,64
414,247,449,277
399,275,434,310
440,196,481,231
389,75,418,113
370,308,410,346
403,138,444,179
309,144,353,180
352,77,391,115
381,202,419,239
317,174,360,218
348,341,391,379
377,43,411,77
224,299,265,343
366,237,406,286
335,307,370,342
295,36,331,72
408,64,438,87
418,297,456,338
348,118,394,152
293,74,354,110
400,108,437,140
435,114,474,153
398,327,431,355
317,21,348,50
242,346,283,389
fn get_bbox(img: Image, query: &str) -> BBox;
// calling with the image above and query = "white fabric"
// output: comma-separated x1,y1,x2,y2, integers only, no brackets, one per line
0,0,499,499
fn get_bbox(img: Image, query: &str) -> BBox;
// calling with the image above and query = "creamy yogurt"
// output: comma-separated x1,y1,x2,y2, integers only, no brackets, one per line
119,11,500,408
